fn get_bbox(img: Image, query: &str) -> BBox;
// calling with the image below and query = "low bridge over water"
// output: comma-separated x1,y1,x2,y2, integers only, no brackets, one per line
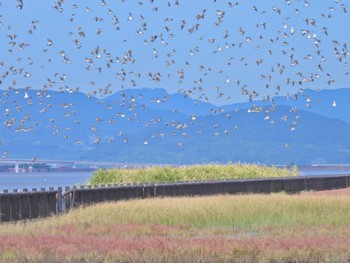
0,159,133,173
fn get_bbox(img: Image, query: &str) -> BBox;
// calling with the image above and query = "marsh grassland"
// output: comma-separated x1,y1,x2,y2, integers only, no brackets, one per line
0,187,350,262
90,164,298,185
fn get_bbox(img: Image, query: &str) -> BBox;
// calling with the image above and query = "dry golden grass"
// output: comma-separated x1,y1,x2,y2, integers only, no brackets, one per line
1,192,350,234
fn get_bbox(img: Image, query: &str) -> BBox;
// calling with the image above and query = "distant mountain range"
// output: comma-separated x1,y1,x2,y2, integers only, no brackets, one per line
0,87,349,165
225,88,350,124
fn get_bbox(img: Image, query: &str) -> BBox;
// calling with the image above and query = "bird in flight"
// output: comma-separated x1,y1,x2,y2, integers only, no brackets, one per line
17,0,23,9
2,0,348,161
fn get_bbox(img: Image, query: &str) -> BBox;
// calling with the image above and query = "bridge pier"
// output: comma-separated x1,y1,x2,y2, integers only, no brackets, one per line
15,163,19,173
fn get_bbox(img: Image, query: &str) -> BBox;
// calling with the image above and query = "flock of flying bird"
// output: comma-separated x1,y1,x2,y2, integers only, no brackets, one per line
0,0,347,160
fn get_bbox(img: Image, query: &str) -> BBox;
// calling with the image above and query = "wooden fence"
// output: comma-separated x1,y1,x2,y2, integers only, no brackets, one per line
64,174,350,210
1,174,350,222
0,188,62,222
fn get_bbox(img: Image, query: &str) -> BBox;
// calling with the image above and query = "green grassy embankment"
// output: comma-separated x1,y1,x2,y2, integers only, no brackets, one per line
89,164,298,185
1,190,350,262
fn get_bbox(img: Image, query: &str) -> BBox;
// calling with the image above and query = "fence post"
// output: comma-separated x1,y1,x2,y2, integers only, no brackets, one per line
1,190,11,222
11,189,21,221
57,187,62,214
30,189,40,219
19,189,31,220
39,188,49,217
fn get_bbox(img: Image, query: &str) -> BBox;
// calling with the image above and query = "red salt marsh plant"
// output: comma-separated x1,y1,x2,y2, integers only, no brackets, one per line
1,192,350,262
1,232,350,262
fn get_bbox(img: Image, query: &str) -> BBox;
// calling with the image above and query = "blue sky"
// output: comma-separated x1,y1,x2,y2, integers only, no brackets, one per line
0,0,349,105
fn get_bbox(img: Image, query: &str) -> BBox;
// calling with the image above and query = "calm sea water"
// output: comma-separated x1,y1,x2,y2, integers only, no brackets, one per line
1,168,350,193
0,172,93,192
298,169,350,176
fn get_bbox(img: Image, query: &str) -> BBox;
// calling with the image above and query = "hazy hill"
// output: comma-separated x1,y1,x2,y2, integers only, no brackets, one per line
103,88,217,116
1,88,349,164
105,87,350,124
0,89,187,159
82,105,350,165
223,88,350,124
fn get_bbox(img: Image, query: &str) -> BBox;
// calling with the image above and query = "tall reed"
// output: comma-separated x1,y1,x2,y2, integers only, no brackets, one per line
89,164,298,185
